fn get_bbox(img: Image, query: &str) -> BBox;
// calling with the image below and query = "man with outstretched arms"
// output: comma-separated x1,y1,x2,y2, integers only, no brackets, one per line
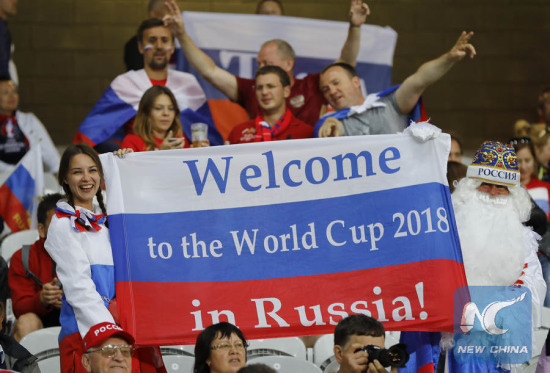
163,0,370,126
316,31,476,137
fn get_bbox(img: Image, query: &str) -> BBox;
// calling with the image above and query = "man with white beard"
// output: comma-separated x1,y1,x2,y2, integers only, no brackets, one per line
454,144,541,290
401,141,546,373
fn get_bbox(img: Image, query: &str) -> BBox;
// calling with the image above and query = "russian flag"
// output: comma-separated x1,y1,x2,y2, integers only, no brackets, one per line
0,146,44,232
74,69,223,147
100,132,467,345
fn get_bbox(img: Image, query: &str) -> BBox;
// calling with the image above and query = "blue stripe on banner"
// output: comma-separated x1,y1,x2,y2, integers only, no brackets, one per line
347,62,392,96
5,165,35,211
111,182,461,283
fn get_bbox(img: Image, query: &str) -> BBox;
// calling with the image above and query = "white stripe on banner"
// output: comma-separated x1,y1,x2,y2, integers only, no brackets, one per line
182,12,397,66
101,132,470,343
101,133,450,215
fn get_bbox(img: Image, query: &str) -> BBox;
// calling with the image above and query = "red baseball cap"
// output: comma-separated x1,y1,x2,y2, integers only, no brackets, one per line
83,322,135,350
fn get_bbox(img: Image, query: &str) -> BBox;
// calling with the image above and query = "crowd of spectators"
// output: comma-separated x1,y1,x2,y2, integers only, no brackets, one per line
2,0,550,371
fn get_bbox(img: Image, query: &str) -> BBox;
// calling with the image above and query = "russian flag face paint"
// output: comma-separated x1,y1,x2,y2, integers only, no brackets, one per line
142,45,172,52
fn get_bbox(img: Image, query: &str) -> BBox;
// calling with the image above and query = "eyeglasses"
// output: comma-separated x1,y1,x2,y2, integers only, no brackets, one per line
508,137,531,146
210,342,246,351
86,345,135,358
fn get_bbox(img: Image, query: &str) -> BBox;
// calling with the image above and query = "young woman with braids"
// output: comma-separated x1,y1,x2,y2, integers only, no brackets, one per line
44,143,112,372
45,144,166,373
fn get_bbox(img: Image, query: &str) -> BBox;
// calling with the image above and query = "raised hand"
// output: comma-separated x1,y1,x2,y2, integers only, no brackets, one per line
163,0,186,40
349,0,370,27
448,31,476,61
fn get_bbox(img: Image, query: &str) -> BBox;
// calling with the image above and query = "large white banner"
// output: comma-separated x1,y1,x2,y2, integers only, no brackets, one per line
101,133,467,345
179,12,397,98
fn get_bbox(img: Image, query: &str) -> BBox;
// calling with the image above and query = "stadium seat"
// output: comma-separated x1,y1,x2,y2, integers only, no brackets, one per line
160,344,195,357
19,326,60,373
162,354,195,372
36,355,60,373
312,334,333,367
321,359,340,373
19,326,60,357
0,229,39,264
247,337,306,360
247,355,322,372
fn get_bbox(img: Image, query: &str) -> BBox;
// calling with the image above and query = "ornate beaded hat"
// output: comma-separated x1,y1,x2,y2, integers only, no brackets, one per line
466,141,520,187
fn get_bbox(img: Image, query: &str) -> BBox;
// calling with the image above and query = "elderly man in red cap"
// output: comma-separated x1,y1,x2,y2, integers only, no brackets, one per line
81,323,134,373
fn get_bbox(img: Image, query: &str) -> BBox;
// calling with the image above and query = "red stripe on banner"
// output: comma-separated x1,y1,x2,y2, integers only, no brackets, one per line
0,184,30,232
116,259,466,346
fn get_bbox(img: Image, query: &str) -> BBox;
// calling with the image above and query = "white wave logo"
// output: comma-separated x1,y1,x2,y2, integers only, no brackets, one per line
460,292,526,335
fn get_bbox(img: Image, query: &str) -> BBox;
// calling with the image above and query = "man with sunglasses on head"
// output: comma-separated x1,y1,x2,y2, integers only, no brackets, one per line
81,322,134,373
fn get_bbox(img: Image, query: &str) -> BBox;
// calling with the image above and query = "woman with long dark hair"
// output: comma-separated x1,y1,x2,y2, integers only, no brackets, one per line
122,85,189,152
45,143,112,372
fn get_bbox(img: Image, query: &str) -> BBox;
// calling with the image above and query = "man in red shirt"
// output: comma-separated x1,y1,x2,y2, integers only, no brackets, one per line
228,66,312,144
164,0,370,127
8,193,63,341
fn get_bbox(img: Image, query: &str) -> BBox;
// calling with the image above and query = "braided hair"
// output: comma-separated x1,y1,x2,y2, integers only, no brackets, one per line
58,144,108,219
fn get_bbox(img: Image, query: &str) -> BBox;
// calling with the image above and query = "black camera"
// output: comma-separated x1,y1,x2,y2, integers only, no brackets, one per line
354,343,409,368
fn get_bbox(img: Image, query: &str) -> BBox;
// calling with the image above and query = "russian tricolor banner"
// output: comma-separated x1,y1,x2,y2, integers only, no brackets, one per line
0,146,43,233
178,12,398,138
101,132,467,346
179,12,397,99
74,69,223,147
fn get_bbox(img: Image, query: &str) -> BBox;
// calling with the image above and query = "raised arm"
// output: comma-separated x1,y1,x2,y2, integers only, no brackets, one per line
395,31,476,114
336,0,370,66
163,0,238,101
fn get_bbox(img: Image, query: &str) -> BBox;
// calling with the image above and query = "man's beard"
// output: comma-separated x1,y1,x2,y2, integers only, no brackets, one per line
148,56,168,71
453,188,526,286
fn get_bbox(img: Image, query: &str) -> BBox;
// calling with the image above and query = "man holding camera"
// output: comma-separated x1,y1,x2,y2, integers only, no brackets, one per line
334,314,398,373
